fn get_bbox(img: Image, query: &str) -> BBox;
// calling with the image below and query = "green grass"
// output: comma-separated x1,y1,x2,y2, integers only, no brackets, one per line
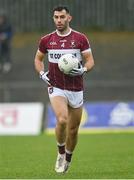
0,133,134,179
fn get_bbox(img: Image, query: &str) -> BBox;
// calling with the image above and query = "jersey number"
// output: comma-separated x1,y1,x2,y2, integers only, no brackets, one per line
61,43,65,48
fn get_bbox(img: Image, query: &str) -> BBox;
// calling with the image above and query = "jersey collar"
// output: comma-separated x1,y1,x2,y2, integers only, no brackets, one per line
56,28,72,37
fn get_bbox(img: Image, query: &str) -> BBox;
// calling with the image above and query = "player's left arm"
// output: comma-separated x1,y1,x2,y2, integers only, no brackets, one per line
82,50,95,73
69,50,95,76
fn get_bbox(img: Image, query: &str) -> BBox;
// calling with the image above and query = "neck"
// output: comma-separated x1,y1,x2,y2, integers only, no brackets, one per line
56,27,71,36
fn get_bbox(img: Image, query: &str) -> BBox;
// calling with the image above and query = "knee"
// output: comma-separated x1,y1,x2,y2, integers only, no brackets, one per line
57,115,68,126
69,126,79,137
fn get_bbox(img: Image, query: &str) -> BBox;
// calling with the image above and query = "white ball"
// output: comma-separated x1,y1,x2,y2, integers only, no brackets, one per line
58,54,79,74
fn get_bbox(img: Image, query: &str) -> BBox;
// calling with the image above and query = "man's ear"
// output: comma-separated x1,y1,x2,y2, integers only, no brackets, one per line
68,15,72,22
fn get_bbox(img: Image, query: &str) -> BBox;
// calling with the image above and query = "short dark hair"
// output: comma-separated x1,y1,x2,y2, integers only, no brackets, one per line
53,6,70,14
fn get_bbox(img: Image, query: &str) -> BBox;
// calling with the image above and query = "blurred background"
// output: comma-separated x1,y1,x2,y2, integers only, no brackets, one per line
0,0,134,134
0,1,134,177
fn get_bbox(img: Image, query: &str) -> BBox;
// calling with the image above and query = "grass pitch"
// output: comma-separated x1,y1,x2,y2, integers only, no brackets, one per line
0,133,134,179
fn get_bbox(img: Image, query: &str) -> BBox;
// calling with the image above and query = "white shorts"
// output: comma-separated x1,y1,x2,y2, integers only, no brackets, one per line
48,87,83,108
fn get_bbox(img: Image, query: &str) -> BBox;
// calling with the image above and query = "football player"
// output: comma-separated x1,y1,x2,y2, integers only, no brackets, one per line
34,5,95,173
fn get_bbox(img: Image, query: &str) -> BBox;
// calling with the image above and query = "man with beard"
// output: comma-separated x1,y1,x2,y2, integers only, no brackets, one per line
34,6,95,173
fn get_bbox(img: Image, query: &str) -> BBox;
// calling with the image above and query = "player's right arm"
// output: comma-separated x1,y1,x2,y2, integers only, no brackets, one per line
34,49,45,73
34,49,51,85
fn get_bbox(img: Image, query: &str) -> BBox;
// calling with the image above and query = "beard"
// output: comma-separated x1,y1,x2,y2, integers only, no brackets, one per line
56,22,68,32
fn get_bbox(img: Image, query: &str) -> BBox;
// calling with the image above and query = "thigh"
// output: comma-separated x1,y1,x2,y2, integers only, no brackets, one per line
68,106,83,128
48,87,69,118
49,96,69,120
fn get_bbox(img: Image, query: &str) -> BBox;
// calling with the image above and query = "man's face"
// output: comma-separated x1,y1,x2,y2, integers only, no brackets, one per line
53,10,72,32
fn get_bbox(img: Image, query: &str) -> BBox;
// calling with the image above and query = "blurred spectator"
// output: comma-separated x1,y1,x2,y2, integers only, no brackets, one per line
0,11,13,74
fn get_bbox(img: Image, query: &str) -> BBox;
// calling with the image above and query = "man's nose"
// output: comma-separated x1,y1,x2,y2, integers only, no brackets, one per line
57,17,61,22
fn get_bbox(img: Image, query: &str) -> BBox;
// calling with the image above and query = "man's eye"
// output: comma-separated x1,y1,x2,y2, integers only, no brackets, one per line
61,16,65,19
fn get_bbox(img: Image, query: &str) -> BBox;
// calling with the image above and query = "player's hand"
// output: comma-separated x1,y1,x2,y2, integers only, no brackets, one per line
39,71,51,85
69,64,87,76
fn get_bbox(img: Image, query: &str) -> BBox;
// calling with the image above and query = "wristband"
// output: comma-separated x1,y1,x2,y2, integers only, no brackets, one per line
83,67,87,73
39,71,45,78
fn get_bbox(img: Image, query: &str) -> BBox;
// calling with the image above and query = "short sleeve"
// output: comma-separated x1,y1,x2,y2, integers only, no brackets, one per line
80,34,91,53
38,37,48,54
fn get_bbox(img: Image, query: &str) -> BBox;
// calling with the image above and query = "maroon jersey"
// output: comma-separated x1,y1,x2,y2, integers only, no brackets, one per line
39,28,91,91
